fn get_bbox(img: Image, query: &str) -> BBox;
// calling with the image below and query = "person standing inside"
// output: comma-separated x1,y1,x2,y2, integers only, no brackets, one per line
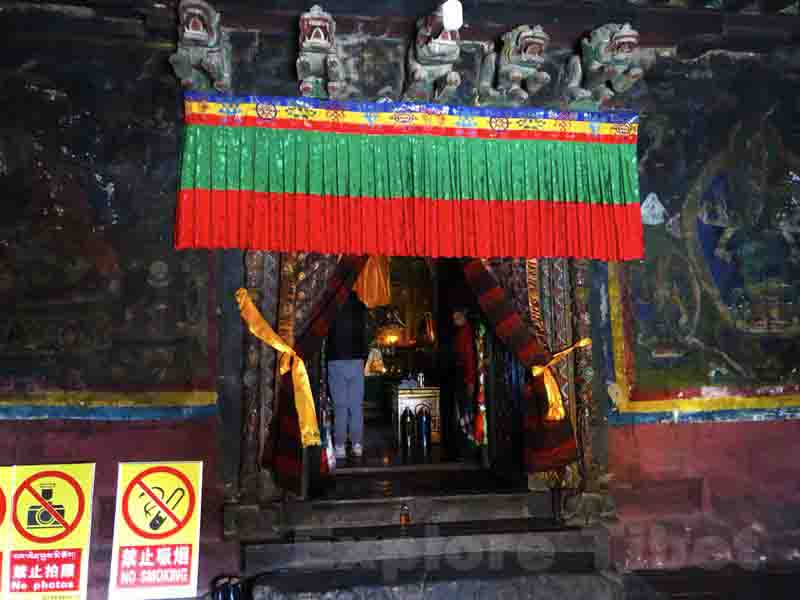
327,290,369,460
452,306,477,458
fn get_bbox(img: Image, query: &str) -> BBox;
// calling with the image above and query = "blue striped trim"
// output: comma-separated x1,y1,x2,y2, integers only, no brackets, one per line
609,406,800,426
0,404,219,421
184,92,640,125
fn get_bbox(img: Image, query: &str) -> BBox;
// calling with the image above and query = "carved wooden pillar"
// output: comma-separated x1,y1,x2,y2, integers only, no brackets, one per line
276,253,302,495
240,251,281,500
528,257,583,492
538,258,576,434
277,255,299,348
571,259,594,476
241,251,265,492
258,253,280,467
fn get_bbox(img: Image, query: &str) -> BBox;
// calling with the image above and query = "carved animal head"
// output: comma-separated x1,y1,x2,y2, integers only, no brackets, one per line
178,0,221,48
414,5,461,65
502,25,549,66
584,23,639,68
609,23,639,63
299,5,336,53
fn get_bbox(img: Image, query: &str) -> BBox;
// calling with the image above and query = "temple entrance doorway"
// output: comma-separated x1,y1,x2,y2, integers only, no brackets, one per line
319,256,528,500
231,252,557,547
334,257,470,468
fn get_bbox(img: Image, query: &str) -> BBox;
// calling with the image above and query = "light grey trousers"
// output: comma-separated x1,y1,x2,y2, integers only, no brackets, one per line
328,359,365,448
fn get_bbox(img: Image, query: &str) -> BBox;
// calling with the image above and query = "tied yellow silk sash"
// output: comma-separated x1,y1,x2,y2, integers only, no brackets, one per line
532,338,592,421
353,255,391,308
235,288,320,448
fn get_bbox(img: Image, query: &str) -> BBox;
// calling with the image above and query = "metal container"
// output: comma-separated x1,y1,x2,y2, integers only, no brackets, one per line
400,407,416,463
416,405,432,461
394,387,440,446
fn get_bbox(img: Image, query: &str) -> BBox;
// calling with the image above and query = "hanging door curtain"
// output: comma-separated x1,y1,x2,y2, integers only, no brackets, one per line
177,93,643,261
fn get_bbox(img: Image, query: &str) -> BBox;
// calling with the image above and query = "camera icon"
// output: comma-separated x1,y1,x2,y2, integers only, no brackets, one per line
26,484,65,529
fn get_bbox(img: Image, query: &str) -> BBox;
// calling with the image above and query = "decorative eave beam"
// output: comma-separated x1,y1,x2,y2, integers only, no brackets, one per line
3,1,800,58
208,5,800,53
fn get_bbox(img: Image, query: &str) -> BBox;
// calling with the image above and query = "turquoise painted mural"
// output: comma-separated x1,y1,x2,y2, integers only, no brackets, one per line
598,52,800,424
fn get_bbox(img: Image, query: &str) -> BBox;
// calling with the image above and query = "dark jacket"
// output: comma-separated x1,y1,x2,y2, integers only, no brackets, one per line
327,292,368,361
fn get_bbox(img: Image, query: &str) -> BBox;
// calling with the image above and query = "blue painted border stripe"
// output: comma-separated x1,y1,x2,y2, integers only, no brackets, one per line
609,406,800,426
0,404,219,421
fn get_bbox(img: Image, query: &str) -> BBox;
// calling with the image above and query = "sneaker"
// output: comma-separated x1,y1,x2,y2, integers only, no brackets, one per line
335,445,346,460
352,444,363,458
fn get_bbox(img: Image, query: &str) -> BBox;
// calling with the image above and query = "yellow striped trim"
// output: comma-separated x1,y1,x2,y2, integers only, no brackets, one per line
0,391,217,408
184,100,638,138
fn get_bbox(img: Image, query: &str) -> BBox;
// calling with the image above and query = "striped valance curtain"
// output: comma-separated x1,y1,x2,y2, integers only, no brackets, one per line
176,93,643,260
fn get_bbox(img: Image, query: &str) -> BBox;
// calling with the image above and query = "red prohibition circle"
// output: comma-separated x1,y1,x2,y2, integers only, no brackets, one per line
12,471,85,544
0,485,6,528
122,466,196,540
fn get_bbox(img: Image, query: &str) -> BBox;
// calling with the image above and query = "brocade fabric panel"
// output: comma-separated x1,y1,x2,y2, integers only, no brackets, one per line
177,94,643,261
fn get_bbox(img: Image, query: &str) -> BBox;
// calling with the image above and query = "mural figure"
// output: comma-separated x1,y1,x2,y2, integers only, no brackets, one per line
296,5,348,99
608,116,800,407
403,4,462,103
169,0,232,92
685,123,800,365
478,25,551,105
565,23,645,108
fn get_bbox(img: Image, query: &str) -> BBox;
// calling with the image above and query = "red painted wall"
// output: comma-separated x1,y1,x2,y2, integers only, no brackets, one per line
0,418,236,600
609,420,800,571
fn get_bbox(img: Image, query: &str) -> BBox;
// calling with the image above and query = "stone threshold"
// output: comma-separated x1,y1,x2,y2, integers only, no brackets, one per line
250,566,622,598
243,523,610,575
335,461,483,475
280,517,577,543
228,491,556,542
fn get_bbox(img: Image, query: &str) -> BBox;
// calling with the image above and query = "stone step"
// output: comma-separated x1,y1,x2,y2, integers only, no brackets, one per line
290,491,551,532
245,521,616,599
230,490,554,542
253,572,624,600
322,464,527,500
244,519,610,574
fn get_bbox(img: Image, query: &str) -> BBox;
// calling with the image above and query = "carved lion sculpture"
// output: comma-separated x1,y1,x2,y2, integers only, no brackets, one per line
296,5,347,99
566,23,644,106
479,25,551,104
169,0,232,92
403,5,462,103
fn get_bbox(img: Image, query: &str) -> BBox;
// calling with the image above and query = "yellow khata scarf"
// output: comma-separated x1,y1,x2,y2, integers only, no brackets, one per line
235,288,320,448
532,338,592,421
353,255,391,308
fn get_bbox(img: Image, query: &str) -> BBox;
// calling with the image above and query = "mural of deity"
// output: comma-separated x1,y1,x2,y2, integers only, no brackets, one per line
627,117,800,393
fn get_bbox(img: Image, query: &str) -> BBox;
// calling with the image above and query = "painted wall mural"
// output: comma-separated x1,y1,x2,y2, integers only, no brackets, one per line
0,38,216,419
4,0,799,434
596,50,800,424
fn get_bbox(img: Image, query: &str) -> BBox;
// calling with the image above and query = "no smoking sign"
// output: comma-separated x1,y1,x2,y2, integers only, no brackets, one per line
110,462,203,600
122,466,196,540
